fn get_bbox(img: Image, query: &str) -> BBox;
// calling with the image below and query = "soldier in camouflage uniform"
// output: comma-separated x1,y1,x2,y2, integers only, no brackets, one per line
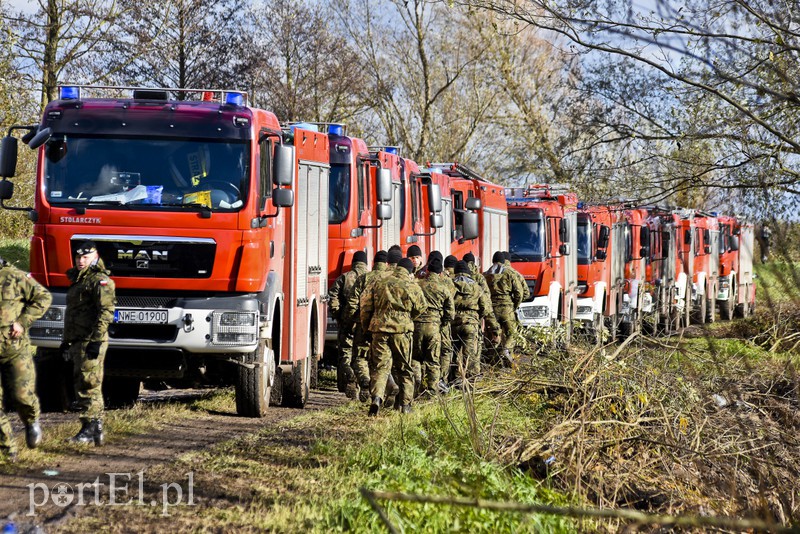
407,245,424,276
504,251,530,304
348,249,401,403
0,257,52,462
327,250,368,399
463,252,491,299
412,255,453,395
361,258,427,415
484,251,523,365
451,261,499,379
62,241,116,446
440,255,459,383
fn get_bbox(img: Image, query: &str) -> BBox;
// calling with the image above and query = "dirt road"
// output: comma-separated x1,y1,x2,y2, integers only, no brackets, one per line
0,386,345,531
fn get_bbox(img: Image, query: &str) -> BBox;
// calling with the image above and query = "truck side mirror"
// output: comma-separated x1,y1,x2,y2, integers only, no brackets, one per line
595,249,607,261
597,225,610,249
430,213,443,228
0,136,19,178
684,229,692,245
272,187,293,207
640,226,651,247
376,169,392,202
729,235,739,251
0,180,14,200
273,144,294,186
428,184,442,213
662,231,671,245
559,218,568,242
559,243,570,256
28,127,52,149
462,211,479,240
376,202,392,220
465,197,480,211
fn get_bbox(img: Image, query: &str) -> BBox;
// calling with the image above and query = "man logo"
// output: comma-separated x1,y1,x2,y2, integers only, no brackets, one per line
136,260,150,269
117,249,168,261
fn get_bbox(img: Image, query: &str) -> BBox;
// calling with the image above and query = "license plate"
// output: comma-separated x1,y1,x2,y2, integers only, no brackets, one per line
114,309,168,324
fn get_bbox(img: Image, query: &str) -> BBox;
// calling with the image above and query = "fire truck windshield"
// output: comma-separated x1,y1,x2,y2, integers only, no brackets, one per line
329,163,350,224
577,220,592,264
508,218,545,261
43,136,249,210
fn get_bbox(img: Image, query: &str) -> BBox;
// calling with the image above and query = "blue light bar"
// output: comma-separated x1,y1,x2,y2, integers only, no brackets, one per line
60,86,80,100
290,122,319,133
384,147,398,155
328,124,344,136
224,92,244,106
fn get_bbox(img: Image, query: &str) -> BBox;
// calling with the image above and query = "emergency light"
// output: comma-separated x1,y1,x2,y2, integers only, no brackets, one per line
384,147,398,155
328,124,344,136
60,86,80,100
224,92,244,106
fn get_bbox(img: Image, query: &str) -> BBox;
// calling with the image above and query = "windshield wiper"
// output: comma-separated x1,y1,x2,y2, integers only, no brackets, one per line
159,202,212,211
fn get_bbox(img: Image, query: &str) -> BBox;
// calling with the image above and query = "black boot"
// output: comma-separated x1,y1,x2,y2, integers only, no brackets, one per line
69,419,104,446
25,421,42,449
368,397,382,417
92,419,105,447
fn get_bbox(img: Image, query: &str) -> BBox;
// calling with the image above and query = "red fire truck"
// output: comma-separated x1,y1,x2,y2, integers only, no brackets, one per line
506,185,579,341
0,85,330,417
716,215,756,319
575,203,626,342
678,210,720,324
618,207,652,336
426,163,508,268
643,208,681,333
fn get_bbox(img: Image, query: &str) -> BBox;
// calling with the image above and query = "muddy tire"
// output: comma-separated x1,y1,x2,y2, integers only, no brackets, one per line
691,294,707,325
35,349,72,412
719,282,736,320
283,356,311,408
235,341,274,417
103,377,141,409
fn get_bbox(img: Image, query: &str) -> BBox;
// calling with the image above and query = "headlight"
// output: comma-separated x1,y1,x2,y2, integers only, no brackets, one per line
41,306,64,322
211,311,258,345
520,306,549,319
577,306,593,315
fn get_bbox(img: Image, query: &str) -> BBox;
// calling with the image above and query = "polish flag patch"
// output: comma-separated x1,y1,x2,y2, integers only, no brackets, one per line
100,280,108,286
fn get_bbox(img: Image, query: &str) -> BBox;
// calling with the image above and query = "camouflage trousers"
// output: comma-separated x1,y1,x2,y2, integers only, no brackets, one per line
351,324,371,389
369,331,413,406
494,304,519,351
440,323,453,383
337,326,357,392
452,322,482,378
0,334,39,455
69,340,107,421
412,322,442,393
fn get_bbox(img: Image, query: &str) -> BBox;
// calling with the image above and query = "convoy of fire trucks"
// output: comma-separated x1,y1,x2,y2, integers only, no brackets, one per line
0,85,758,417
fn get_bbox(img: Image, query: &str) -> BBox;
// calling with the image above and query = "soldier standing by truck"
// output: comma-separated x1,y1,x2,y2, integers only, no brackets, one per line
412,254,454,395
452,261,499,380
327,251,369,399
62,241,116,446
361,258,427,415
484,251,522,366
0,257,52,463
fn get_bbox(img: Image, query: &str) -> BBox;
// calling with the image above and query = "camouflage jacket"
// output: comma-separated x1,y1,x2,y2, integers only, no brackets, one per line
452,274,498,330
327,263,367,324
64,259,116,343
346,263,391,319
504,260,530,305
0,262,52,332
360,270,427,333
483,264,521,307
415,274,455,325
468,262,491,296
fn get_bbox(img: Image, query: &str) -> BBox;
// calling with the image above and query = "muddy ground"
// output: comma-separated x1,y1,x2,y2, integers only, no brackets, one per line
1,385,345,532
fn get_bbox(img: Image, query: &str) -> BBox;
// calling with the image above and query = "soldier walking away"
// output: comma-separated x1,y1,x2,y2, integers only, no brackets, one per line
407,245,424,275
62,241,116,446
451,261,499,381
412,254,454,395
361,258,427,416
0,257,52,463
484,251,522,366
328,251,369,399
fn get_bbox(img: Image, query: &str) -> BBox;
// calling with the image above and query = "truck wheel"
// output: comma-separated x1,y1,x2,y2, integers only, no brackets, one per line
235,340,274,417
283,356,310,408
719,283,736,320
103,377,141,409
35,349,71,412
691,294,707,325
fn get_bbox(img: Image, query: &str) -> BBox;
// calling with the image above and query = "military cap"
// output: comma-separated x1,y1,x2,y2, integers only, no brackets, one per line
374,250,388,263
428,250,443,262
444,255,458,268
493,251,505,263
407,245,422,257
353,250,368,264
398,258,414,274
503,251,511,261
463,252,475,264
428,257,443,274
454,260,470,274
75,240,98,255
388,249,403,264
